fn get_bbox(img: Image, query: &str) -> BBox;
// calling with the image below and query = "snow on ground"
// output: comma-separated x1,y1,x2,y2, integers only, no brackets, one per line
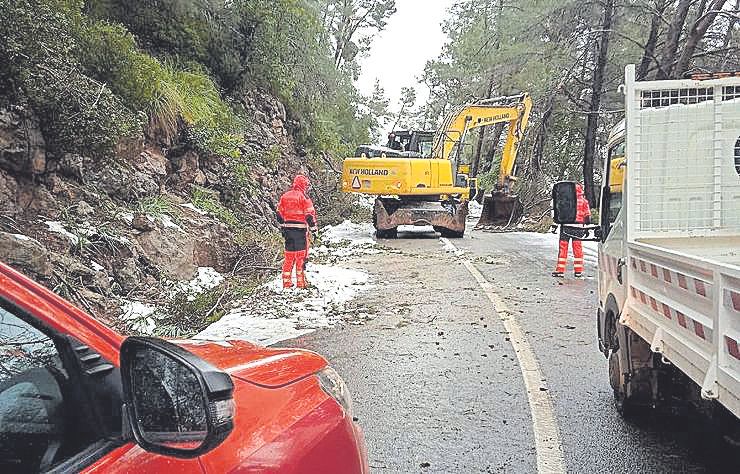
468,200,483,219
177,267,224,300
45,221,81,245
181,202,206,215
122,266,225,334
121,301,158,334
196,263,370,346
313,220,381,260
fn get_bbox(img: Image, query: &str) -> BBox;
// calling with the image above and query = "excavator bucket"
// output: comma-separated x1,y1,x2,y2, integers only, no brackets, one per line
476,191,523,227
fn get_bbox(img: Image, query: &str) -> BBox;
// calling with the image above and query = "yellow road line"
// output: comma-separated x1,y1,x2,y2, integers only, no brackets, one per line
442,238,566,473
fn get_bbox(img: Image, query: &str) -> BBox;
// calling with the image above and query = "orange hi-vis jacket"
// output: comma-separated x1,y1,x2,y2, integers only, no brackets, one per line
278,175,317,230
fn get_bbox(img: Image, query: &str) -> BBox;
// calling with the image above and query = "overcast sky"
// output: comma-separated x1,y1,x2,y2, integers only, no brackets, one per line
355,0,454,118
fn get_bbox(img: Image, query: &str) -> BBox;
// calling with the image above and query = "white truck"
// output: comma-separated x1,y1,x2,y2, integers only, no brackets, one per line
590,65,740,429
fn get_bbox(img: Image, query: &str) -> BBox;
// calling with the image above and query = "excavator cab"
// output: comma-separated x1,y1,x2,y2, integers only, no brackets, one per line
385,130,435,156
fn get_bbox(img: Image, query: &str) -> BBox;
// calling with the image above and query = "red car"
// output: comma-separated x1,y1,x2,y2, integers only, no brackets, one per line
0,262,368,473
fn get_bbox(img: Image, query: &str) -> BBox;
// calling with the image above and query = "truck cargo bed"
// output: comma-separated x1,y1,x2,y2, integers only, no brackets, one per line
638,236,740,267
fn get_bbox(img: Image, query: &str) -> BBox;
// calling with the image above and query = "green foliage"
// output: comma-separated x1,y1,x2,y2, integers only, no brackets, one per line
191,186,239,228
236,0,371,154
75,18,243,156
0,0,141,155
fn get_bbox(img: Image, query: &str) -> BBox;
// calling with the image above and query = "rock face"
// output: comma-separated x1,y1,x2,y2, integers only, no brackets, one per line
0,87,329,323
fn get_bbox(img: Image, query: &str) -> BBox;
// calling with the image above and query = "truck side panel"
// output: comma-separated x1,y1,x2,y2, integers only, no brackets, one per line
623,242,740,417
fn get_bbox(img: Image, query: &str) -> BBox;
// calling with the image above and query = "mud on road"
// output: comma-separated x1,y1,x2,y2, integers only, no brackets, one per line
279,228,738,473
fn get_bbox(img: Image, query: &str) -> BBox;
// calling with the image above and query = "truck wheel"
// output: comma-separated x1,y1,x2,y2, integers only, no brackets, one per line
609,348,637,417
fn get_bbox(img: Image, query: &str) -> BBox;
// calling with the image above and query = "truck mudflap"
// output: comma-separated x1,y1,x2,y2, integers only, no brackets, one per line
374,199,468,234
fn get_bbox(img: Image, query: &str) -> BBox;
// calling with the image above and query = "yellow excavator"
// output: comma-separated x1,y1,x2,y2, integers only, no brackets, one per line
341,94,532,238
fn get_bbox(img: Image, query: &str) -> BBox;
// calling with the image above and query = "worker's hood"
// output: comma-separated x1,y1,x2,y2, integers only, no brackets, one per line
575,183,584,198
171,339,328,388
292,175,310,193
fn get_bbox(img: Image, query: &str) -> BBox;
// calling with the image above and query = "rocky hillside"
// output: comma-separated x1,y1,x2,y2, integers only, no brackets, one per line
0,88,357,334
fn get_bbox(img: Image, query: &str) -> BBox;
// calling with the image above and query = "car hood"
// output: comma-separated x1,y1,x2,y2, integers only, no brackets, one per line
171,339,328,388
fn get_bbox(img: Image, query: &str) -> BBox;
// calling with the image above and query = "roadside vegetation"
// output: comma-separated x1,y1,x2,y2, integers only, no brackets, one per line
399,1,740,212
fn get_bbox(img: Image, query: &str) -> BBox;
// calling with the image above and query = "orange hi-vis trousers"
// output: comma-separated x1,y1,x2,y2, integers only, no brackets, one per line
555,238,584,274
282,250,307,288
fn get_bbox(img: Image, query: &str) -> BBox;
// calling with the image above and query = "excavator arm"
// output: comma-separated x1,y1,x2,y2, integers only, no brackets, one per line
432,94,532,189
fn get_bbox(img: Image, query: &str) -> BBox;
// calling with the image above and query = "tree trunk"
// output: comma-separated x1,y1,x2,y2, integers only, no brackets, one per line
636,0,667,80
655,0,692,79
481,123,506,174
583,0,615,207
532,92,555,175
673,0,729,77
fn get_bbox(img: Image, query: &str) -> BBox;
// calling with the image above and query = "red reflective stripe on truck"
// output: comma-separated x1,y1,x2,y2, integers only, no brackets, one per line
693,321,706,340
678,274,688,290
726,337,740,360
730,290,740,312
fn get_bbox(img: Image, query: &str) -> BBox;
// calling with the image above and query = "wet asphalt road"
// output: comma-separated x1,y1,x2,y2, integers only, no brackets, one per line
281,228,738,473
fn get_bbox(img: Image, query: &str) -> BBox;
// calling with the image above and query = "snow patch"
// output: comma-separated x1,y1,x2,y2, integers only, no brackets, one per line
158,214,184,232
119,212,134,226
90,261,105,272
468,200,483,219
45,221,79,245
177,267,224,300
196,263,370,346
181,202,206,215
121,301,158,335
10,233,34,243
322,220,376,246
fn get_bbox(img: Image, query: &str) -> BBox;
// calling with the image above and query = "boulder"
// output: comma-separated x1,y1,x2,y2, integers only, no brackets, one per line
86,160,158,201
113,257,144,292
135,227,197,280
0,232,52,277
136,148,168,176
58,153,84,181
132,214,155,232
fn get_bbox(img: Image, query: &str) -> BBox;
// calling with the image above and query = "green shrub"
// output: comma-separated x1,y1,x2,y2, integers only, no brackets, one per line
74,18,243,156
0,0,141,155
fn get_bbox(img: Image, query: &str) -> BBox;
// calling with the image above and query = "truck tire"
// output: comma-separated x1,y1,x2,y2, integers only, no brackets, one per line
609,347,638,417
608,320,639,418
376,227,398,239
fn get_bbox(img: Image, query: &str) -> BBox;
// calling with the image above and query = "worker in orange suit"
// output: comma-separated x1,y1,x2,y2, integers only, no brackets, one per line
277,175,318,289
553,183,591,278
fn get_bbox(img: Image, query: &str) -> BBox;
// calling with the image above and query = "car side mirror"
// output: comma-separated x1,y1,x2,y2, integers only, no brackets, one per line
120,337,234,459
552,181,577,224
